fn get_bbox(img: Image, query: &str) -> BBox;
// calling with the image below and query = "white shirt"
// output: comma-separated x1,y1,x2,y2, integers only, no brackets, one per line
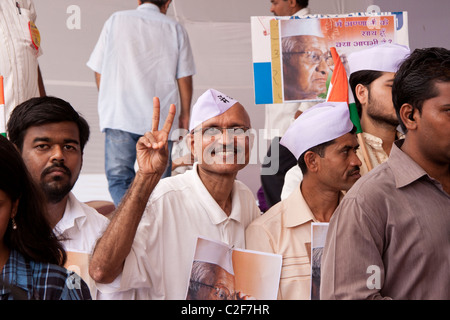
98,163,261,299
86,3,196,136
53,192,110,299
281,165,303,200
0,0,42,121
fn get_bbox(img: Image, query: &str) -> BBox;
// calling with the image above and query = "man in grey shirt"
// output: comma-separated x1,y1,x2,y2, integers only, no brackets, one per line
320,47,450,300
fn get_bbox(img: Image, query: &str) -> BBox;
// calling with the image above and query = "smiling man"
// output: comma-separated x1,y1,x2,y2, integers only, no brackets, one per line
6,96,110,299
246,101,361,300
89,89,261,299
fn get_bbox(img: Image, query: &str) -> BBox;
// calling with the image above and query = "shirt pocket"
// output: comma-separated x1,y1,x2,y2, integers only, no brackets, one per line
16,8,41,52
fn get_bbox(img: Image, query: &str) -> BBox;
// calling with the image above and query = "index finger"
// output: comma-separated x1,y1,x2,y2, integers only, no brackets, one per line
152,97,160,132
161,103,176,134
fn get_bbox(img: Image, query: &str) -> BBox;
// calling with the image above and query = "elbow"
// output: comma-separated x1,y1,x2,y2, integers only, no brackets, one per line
89,263,119,284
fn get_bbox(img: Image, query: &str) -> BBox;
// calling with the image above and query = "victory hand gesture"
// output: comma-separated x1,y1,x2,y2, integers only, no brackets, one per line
136,97,176,175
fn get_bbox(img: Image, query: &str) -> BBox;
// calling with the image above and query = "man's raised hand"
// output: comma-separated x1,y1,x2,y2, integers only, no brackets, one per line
136,97,176,175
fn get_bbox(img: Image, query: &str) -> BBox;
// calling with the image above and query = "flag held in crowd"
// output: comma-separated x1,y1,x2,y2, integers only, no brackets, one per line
0,76,6,137
325,47,372,170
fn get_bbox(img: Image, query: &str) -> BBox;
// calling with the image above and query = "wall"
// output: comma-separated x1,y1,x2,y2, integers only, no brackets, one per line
32,0,449,201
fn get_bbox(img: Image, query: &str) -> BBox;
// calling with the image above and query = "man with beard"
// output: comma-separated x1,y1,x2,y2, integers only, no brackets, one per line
89,89,260,299
348,43,410,174
280,43,411,199
6,96,110,299
246,101,362,300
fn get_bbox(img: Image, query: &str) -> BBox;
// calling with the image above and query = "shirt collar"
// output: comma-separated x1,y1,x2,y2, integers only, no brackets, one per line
388,140,428,188
293,7,310,16
53,193,87,235
283,185,317,227
190,163,242,225
362,132,383,149
284,184,345,227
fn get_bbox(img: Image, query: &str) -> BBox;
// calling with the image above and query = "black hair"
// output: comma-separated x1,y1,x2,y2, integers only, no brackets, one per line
297,0,309,8
349,70,383,118
141,0,170,8
392,47,450,132
0,135,67,266
7,96,90,152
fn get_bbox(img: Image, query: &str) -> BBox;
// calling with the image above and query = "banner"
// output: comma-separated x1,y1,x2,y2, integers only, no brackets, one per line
251,11,409,104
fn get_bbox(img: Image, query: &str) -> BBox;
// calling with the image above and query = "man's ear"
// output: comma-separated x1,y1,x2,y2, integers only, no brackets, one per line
304,151,319,173
185,133,196,157
355,84,368,107
399,103,418,131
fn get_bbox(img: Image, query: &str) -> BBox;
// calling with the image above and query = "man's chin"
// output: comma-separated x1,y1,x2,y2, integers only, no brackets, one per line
41,183,73,204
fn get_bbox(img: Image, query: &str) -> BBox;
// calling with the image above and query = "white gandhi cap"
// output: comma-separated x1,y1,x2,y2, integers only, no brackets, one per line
189,89,238,132
280,101,353,160
280,18,324,38
193,237,234,275
347,43,411,75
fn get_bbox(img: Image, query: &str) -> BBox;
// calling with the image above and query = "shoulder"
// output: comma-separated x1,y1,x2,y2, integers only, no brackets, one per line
344,161,395,202
70,194,110,226
332,163,394,229
150,172,193,201
248,201,283,230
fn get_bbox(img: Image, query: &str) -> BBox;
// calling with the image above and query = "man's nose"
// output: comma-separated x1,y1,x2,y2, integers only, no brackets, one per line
350,151,362,167
315,58,328,74
50,145,65,162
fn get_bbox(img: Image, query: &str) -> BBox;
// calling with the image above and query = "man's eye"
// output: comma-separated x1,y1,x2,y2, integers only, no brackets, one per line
204,127,221,136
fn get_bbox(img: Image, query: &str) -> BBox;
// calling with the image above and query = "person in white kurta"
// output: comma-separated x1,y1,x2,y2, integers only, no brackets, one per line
98,163,259,299
0,0,45,121
90,89,261,300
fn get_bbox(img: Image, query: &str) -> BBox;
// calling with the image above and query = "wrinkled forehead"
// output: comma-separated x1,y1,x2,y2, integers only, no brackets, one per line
290,35,328,51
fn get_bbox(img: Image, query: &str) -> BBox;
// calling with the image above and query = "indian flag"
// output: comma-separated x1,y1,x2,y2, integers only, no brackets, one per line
0,76,6,137
326,47,373,170
326,47,363,134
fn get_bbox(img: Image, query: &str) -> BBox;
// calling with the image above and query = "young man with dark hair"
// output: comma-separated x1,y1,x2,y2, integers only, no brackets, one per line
7,96,111,299
321,47,450,300
348,43,410,174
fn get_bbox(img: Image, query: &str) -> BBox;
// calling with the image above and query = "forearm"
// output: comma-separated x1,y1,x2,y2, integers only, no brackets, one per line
89,170,161,283
94,72,101,90
37,66,46,96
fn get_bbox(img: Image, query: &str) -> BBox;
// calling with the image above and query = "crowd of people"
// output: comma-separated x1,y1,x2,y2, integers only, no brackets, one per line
0,0,449,300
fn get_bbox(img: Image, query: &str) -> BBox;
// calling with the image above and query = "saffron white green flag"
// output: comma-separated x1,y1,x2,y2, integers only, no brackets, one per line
0,76,6,137
326,48,362,134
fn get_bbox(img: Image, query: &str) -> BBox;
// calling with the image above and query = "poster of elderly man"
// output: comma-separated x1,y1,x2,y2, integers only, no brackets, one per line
251,11,408,104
